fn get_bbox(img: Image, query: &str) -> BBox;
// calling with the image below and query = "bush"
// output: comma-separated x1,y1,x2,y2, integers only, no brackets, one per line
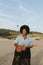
0,30,11,37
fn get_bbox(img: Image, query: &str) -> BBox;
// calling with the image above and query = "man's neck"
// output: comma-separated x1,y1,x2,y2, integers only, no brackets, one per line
22,34,27,40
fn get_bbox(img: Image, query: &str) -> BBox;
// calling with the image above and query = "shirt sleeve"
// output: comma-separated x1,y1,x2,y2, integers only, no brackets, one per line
29,38,32,46
13,36,19,44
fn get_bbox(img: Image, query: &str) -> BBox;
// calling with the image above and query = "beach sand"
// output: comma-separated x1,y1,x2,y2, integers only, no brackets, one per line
0,38,43,65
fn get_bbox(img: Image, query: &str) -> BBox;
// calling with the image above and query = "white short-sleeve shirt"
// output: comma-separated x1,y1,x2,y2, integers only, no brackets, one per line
14,34,32,47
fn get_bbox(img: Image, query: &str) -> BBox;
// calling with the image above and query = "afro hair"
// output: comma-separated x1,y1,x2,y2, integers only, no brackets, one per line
20,25,30,34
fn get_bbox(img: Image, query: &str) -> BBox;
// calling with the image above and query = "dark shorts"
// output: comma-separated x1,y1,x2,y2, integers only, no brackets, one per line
12,47,31,65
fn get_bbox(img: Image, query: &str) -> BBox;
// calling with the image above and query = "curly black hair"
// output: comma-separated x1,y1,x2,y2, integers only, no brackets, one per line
20,25,30,34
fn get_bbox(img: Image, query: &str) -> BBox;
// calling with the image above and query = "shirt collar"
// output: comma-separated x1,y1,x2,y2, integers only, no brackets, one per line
21,34,29,40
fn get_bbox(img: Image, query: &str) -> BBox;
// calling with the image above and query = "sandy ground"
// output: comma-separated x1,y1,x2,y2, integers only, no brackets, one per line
0,38,43,65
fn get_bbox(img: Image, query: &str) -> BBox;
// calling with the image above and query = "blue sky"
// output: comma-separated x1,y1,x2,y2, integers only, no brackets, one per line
0,0,43,33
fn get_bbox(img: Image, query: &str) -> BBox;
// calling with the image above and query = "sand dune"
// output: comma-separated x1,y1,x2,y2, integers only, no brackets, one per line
0,38,43,65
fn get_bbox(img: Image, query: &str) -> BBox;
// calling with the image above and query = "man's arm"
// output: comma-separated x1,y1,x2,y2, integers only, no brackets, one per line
14,43,22,47
14,43,18,47
29,44,33,48
27,44,37,48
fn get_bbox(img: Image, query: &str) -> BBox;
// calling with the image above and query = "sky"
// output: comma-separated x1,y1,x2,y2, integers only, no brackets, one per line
0,0,43,33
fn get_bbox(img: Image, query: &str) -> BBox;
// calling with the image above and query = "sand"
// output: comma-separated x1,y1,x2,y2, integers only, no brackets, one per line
0,38,43,65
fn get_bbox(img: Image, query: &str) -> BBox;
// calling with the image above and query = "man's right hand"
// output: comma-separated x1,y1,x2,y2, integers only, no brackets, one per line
21,45,26,51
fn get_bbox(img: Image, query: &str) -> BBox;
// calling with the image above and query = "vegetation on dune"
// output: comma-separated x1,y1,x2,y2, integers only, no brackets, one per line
0,29,20,39
0,29,43,39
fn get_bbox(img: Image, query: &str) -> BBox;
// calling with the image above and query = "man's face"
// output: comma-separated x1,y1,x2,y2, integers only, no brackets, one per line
22,29,27,35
